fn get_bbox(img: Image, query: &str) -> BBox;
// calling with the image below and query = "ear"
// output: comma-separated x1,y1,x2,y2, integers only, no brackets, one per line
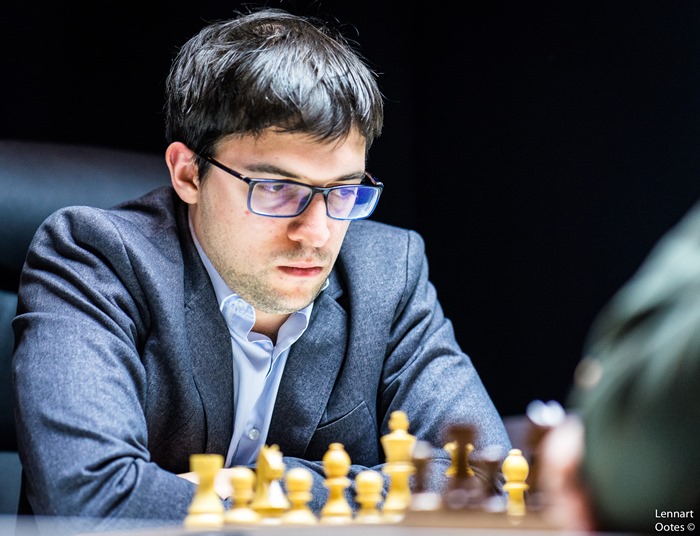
166,141,200,204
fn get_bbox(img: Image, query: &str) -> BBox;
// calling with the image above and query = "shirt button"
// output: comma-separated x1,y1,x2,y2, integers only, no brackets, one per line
248,428,260,440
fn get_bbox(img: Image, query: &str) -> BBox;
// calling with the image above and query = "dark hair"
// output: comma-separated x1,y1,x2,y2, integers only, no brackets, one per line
164,8,384,161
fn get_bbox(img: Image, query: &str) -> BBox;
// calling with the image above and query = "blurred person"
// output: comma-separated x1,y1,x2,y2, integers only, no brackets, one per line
539,199,700,533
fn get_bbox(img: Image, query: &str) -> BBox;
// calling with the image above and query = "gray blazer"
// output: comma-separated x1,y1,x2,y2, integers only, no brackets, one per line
13,186,510,522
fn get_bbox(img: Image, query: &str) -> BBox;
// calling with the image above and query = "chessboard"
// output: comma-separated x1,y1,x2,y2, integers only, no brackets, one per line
11,404,634,536
173,408,563,532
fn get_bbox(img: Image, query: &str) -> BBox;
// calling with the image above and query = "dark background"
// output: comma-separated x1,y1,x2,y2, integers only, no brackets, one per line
3,1,700,417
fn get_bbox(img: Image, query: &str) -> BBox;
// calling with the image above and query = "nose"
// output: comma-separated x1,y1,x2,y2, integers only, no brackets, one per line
286,193,331,247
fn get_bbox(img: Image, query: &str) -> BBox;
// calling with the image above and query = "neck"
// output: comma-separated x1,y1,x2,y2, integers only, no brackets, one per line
253,311,291,344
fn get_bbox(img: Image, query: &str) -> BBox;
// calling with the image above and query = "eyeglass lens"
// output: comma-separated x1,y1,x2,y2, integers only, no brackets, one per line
250,182,379,219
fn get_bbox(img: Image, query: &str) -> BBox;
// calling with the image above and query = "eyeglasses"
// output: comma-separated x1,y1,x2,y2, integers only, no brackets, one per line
195,153,383,220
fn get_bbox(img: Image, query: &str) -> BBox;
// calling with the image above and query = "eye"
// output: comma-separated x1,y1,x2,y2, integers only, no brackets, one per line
335,187,358,199
258,181,299,194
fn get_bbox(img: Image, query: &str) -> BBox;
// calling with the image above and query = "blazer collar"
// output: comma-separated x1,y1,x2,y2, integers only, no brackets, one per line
267,269,347,456
177,201,234,457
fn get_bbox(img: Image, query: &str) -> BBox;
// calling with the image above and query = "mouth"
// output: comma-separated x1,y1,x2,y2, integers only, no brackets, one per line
278,265,324,277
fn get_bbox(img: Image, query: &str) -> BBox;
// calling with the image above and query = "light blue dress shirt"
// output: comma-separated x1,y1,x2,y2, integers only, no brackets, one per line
189,220,317,467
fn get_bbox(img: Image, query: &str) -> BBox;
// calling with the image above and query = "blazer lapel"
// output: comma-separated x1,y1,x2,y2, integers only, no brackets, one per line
179,202,234,457
267,274,347,457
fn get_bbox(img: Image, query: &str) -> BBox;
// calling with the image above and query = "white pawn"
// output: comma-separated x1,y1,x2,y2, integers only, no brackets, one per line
223,466,261,525
282,467,318,525
354,470,385,524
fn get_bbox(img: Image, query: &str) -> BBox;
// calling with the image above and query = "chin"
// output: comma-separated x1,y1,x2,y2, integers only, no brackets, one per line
278,291,318,312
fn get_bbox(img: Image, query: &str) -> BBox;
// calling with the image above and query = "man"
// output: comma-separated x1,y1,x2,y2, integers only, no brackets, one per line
12,9,510,524
538,199,700,533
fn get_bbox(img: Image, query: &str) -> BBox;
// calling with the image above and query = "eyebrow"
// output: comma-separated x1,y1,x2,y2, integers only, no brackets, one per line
244,163,366,183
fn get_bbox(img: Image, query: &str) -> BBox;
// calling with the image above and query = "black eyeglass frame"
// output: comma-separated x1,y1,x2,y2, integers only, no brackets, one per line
195,153,384,220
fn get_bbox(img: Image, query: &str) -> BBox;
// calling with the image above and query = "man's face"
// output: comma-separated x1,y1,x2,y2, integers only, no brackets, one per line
189,128,366,316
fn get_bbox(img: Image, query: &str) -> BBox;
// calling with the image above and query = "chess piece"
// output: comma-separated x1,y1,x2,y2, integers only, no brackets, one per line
525,399,565,510
320,443,353,524
444,440,475,477
223,466,262,525
442,424,484,510
409,440,442,511
502,448,529,520
250,444,290,523
184,453,225,529
354,470,385,524
281,467,318,525
381,410,416,522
